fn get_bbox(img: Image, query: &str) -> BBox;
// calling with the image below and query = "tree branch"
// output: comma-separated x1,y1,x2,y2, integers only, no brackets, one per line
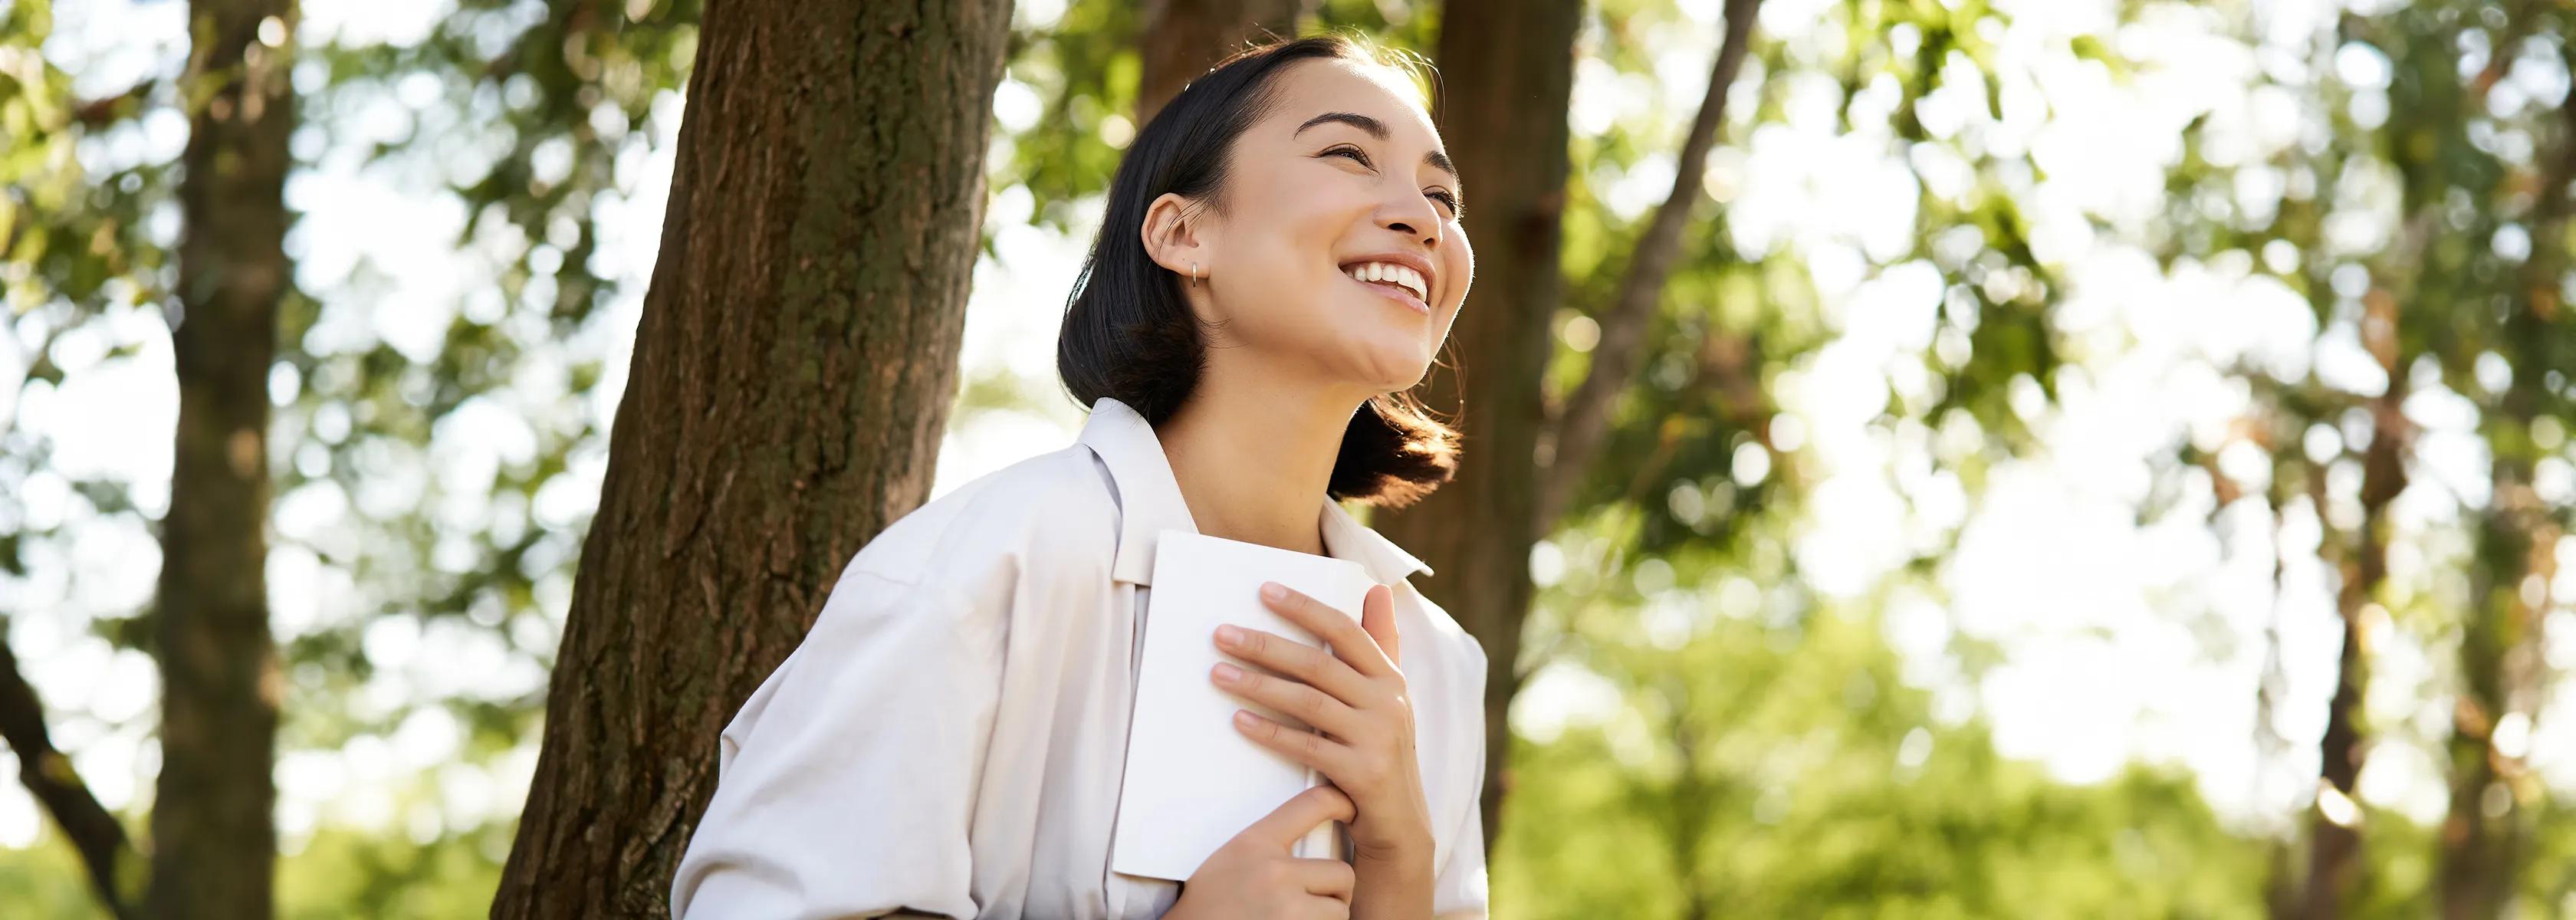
70,79,159,130
0,630,138,920
1537,0,1764,534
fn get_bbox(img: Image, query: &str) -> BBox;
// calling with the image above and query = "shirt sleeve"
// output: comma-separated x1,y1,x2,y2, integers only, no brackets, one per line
1431,797,1491,920
671,563,1007,920
1430,640,1492,920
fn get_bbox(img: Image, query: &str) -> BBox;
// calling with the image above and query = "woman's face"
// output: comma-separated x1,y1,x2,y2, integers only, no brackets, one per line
1148,58,1473,396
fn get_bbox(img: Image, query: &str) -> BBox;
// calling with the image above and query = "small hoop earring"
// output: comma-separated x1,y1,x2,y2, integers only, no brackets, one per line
1191,261,1201,288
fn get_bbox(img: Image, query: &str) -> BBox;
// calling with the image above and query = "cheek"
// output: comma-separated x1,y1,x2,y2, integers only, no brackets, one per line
1434,236,1473,331
1217,189,1359,297
1246,170,1362,246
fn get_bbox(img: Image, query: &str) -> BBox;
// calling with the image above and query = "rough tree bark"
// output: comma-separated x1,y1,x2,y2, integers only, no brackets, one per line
1370,0,1583,855
1135,0,1306,124
153,1,295,917
1,636,136,918
491,2,1014,916
1538,0,1763,532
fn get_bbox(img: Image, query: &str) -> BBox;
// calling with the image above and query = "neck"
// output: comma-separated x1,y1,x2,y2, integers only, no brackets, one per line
1155,363,1365,557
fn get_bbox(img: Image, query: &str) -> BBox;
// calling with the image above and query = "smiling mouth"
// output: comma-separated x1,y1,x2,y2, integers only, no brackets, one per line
1342,261,1430,313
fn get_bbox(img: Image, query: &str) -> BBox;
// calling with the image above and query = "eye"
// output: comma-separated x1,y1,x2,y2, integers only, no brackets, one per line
1425,189,1463,219
1322,145,1374,169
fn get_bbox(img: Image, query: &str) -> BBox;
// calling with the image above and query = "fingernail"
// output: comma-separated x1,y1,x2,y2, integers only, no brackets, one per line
1261,582,1287,601
1215,624,1243,644
1212,662,1243,683
1234,711,1257,728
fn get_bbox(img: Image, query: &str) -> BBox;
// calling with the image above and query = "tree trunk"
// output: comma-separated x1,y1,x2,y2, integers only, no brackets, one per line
491,2,1012,916
1372,0,1583,856
152,1,295,917
2436,64,2576,918
2302,284,2410,920
2438,465,2535,920
1135,0,1306,125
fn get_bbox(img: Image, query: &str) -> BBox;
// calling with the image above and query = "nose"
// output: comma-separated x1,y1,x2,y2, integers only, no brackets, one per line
1378,187,1442,248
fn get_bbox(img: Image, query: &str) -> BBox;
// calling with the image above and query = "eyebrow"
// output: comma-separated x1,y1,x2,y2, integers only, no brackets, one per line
1297,111,1387,139
1426,150,1457,182
1296,111,1460,183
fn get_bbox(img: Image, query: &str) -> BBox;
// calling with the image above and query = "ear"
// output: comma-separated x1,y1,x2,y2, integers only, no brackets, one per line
1139,192,1211,282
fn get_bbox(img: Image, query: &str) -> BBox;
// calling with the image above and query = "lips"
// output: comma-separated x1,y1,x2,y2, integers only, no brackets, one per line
1339,252,1437,315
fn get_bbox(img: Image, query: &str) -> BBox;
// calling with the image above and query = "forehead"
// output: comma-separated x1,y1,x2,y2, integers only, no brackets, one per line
1259,58,1441,144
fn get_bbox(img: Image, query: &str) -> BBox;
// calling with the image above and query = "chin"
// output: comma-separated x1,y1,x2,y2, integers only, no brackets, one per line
1308,294,1438,389
1339,336,1438,393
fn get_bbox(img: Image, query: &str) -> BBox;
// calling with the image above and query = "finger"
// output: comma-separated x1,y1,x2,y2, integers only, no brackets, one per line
1292,856,1357,902
1359,583,1400,669
1234,709,1354,784
1212,660,1361,738
1215,624,1370,702
1244,783,1355,850
1260,583,1394,678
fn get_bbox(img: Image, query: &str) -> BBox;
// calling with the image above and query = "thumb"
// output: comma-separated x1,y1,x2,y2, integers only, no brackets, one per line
1246,784,1355,852
1360,583,1400,669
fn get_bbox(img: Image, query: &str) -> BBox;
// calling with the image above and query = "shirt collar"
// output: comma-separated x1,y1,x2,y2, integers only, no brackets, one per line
1077,398,1198,585
1318,499,1435,586
1076,398,1434,587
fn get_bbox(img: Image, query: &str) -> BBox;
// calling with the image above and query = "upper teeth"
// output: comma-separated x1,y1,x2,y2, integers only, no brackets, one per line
1348,261,1427,301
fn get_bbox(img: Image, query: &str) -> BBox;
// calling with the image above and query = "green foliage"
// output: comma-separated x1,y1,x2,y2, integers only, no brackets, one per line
0,818,510,920
999,1,1140,230
261,0,706,759
0,832,99,919
1500,504,2269,918
276,822,511,920
1501,698,2268,919
0,0,170,622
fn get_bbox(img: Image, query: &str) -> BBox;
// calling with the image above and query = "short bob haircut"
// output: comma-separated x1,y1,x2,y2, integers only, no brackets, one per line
1056,35,1460,508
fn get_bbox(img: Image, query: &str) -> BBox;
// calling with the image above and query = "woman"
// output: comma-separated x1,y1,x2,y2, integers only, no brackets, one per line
672,35,1485,920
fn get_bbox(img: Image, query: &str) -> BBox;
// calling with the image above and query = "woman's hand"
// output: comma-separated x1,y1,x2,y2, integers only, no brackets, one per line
1163,785,1356,920
1211,583,1435,917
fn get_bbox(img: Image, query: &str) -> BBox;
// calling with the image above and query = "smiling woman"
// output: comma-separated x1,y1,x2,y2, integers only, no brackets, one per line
1057,35,1470,511
670,34,1491,920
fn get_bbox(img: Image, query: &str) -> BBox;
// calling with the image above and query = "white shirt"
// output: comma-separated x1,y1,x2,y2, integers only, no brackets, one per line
672,398,1491,919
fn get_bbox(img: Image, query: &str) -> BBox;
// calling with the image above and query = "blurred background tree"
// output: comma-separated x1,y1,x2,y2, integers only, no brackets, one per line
3,0,2575,918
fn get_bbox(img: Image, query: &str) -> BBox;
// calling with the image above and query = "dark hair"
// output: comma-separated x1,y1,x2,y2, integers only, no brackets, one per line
1056,35,1459,508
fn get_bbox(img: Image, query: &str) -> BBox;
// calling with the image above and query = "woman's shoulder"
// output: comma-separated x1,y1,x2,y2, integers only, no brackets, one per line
843,442,1122,590
1372,555,1488,685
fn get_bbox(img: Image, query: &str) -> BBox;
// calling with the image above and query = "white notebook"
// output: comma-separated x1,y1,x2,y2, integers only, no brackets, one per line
1109,530,1375,882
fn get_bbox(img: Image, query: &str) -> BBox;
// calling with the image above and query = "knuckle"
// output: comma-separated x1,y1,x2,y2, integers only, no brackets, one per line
1296,687,1331,722
1281,643,1318,674
1300,729,1334,757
